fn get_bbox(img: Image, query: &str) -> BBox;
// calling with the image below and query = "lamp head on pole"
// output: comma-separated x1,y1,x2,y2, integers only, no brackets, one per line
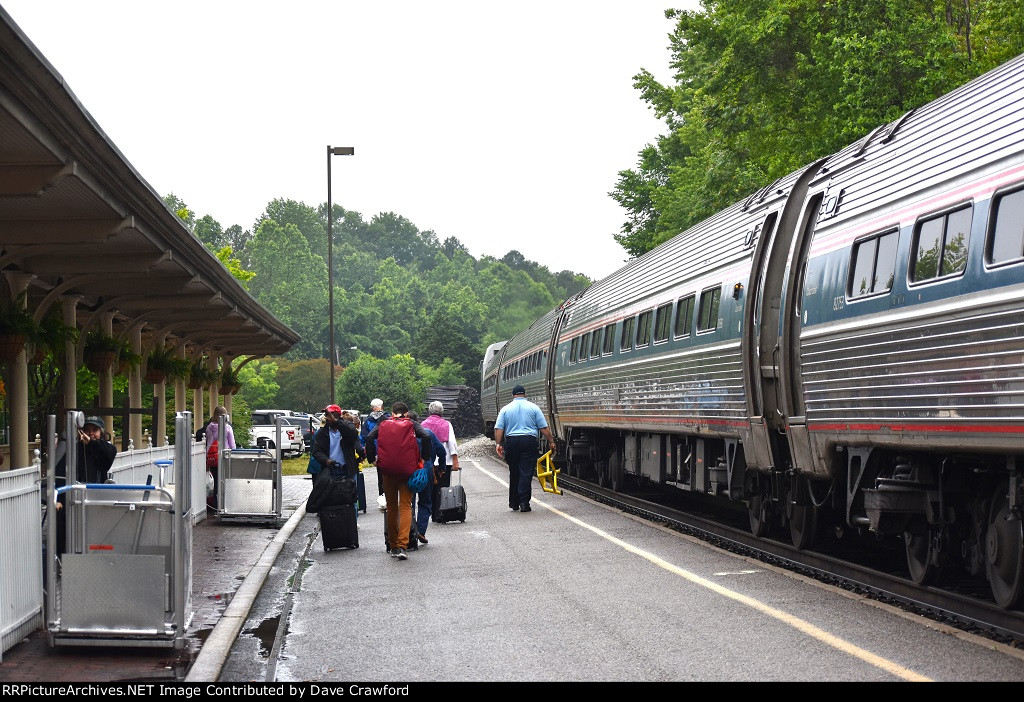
330,146,355,156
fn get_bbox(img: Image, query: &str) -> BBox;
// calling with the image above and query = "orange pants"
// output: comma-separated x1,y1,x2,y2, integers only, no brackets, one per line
379,472,414,550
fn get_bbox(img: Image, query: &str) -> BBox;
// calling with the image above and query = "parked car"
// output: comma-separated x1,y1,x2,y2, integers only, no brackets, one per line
279,416,315,454
249,409,305,457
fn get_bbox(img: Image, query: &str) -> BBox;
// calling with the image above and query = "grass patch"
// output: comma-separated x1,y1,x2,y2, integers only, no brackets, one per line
282,454,310,476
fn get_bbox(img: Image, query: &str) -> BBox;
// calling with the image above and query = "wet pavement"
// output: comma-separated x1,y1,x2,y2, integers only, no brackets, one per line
0,475,313,683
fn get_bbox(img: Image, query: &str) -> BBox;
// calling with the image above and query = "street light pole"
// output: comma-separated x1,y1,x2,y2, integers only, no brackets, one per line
326,145,354,404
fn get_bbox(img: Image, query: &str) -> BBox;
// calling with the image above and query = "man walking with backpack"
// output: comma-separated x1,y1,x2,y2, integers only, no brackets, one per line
364,402,433,560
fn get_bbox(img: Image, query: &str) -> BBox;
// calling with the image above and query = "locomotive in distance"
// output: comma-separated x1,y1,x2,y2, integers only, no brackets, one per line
481,52,1024,610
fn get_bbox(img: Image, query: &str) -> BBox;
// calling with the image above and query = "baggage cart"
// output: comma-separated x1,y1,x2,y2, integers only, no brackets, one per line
215,417,283,525
45,412,195,649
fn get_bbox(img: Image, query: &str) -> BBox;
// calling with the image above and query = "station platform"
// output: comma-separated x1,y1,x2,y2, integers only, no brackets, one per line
5,453,1024,683
0,475,314,682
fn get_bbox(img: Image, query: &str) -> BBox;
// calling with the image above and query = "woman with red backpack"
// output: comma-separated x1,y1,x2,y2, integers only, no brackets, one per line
205,406,235,511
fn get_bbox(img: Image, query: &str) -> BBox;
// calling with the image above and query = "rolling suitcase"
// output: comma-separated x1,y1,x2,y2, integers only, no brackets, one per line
383,506,419,552
356,470,368,514
434,468,467,523
320,504,359,551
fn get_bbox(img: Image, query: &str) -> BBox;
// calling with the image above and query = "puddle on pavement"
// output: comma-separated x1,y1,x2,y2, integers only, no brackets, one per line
244,614,281,659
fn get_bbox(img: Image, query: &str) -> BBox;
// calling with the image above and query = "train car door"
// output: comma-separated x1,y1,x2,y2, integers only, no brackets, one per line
741,160,826,473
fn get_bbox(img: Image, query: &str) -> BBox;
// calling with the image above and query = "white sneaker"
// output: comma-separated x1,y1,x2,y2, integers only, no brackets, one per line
377,494,387,512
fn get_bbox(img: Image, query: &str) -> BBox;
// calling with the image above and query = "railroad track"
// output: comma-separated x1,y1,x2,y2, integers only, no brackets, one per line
557,473,1024,647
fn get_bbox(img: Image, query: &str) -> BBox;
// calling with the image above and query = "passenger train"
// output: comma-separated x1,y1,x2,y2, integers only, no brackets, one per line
481,53,1024,609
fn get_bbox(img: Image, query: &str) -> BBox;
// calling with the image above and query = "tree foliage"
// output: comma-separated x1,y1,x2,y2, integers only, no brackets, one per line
337,354,433,416
611,0,1024,257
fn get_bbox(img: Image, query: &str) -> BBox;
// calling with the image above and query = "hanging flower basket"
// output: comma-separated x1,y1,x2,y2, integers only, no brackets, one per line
84,350,118,373
144,369,168,384
187,376,204,389
0,333,27,362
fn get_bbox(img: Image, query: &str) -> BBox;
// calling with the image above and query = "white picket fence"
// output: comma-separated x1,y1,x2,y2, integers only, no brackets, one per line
0,462,43,660
0,440,207,660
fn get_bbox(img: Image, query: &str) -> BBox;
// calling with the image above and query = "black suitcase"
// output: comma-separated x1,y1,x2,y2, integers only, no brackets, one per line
356,471,368,514
320,504,359,551
435,469,467,523
383,506,419,552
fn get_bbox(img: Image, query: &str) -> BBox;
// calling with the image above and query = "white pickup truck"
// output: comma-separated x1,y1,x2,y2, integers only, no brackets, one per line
249,409,308,457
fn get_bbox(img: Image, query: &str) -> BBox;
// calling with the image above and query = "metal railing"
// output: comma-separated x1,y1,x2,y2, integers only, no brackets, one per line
0,414,207,658
0,458,43,661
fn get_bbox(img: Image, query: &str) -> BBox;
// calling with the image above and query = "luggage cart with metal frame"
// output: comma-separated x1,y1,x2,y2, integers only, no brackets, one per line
214,416,283,525
45,411,195,649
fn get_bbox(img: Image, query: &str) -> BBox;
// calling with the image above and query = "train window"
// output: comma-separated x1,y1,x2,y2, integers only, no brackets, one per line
674,295,694,337
989,187,1024,265
636,310,652,347
570,337,579,364
653,303,672,343
849,229,898,298
697,286,721,332
620,317,634,352
590,328,602,358
602,323,616,354
911,205,972,283
579,332,591,361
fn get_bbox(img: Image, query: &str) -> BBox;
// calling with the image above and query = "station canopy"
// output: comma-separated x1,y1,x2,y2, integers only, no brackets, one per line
0,9,299,359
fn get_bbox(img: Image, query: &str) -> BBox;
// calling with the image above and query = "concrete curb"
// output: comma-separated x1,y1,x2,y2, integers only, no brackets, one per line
184,503,308,682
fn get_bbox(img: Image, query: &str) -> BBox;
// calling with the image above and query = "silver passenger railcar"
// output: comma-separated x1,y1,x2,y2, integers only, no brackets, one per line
484,52,1024,609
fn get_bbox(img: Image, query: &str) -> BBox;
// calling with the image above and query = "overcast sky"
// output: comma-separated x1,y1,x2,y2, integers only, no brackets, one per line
3,1,697,280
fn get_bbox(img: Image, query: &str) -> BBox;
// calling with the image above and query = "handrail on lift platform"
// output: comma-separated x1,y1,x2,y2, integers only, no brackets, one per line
536,450,561,495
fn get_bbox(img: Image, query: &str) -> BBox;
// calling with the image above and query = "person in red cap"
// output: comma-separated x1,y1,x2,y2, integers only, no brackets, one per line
310,404,364,509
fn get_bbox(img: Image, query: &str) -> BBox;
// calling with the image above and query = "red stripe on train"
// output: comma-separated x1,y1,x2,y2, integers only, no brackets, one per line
809,423,1024,434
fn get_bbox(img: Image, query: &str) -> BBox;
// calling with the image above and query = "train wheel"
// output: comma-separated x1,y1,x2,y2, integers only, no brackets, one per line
747,478,772,537
986,479,1024,609
786,476,818,549
789,504,817,549
904,530,941,585
609,446,625,492
596,460,610,488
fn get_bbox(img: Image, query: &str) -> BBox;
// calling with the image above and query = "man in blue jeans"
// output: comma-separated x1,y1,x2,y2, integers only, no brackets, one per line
493,385,557,512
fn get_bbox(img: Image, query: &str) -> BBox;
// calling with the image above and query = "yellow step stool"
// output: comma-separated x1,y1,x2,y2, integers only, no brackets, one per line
535,450,562,495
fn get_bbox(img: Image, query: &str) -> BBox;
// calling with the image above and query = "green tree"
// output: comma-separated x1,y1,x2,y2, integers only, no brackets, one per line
236,359,279,409
274,357,331,413
416,311,480,378
215,246,256,286
337,354,431,416
162,193,195,230
245,218,330,359
254,199,325,264
225,224,251,254
612,0,1023,257
195,215,227,251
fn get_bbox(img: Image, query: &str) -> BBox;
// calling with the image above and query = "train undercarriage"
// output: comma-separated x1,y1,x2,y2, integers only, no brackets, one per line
560,427,1024,609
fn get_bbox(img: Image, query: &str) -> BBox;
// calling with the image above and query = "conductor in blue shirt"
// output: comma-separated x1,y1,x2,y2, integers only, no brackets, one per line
493,385,557,513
